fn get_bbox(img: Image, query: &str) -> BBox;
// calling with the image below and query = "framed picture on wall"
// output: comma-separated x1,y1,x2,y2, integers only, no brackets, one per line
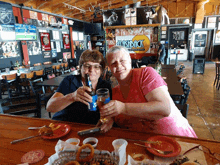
40,32,51,51
0,41,20,58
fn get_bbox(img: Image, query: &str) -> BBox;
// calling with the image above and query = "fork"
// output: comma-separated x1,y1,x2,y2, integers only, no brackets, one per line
134,143,173,155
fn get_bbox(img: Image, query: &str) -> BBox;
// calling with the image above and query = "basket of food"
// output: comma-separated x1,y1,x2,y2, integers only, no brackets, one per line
47,144,119,165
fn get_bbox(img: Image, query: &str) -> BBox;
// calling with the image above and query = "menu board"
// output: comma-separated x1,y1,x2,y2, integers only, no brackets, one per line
15,24,37,40
40,32,51,51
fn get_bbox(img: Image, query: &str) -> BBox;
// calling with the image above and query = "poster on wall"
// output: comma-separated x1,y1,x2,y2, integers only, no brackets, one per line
40,32,51,51
27,41,42,55
103,9,125,26
116,35,151,53
194,34,206,47
43,51,51,58
0,41,20,59
42,13,49,22
0,24,15,41
63,34,70,49
109,27,154,54
29,11,38,19
63,52,71,59
52,49,57,58
15,24,37,40
49,16,62,28
0,1,15,25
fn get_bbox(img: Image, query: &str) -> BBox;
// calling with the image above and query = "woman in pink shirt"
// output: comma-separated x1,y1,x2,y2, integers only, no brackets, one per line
100,46,197,138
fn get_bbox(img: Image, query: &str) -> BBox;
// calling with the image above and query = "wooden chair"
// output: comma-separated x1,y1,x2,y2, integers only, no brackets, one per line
33,63,42,66
0,93,41,118
43,61,52,65
214,62,220,90
19,72,35,95
2,73,19,98
44,67,55,80
52,64,63,76
61,63,70,73
29,80,53,118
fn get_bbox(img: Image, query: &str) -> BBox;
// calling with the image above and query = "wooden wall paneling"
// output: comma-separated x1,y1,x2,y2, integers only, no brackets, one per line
37,12,42,20
12,7,22,24
69,27,75,59
22,9,30,18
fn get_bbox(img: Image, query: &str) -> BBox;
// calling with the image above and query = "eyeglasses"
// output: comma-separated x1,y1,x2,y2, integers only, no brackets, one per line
83,64,101,70
183,145,220,162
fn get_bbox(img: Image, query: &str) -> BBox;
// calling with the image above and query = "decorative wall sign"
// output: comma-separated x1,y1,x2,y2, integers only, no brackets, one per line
49,16,62,28
42,13,49,21
0,1,15,25
0,41,20,58
40,32,51,51
63,18,68,25
52,49,57,58
194,34,206,47
27,41,42,55
63,34,70,49
63,52,71,59
0,24,15,41
29,11,38,19
15,24,37,40
116,27,152,53
43,51,51,58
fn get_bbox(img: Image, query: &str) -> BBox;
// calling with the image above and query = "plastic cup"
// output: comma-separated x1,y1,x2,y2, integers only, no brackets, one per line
65,138,80,146
112,139,128,165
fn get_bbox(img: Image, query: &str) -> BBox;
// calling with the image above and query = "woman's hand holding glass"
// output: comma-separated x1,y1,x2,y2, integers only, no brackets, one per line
99,100,126,119
71,86,92,105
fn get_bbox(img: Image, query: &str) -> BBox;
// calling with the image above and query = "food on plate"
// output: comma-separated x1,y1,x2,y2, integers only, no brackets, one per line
38,125,53,135
132,154,146,161
49,123,61,131
65,161,80,165
76,144,95,162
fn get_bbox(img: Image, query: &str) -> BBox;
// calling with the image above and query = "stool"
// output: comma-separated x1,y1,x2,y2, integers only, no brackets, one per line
214,62,220,90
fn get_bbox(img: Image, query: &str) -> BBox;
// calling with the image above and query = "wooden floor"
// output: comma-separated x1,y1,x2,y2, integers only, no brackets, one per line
40,61,220,140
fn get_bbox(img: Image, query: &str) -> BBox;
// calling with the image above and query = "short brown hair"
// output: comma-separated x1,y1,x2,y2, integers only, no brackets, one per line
79,49,106,71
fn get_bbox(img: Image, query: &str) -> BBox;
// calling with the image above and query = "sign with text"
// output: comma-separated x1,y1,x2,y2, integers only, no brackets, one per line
63,34,70,49
40,32,51,51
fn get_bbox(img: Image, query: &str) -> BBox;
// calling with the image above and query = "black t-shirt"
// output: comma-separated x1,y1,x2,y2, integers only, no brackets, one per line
52,75,112,125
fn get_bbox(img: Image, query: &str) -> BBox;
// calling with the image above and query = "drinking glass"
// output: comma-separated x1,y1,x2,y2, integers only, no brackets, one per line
96,88,110,124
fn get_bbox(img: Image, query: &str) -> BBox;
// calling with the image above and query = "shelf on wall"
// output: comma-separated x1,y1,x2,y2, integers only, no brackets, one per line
104,24,161,29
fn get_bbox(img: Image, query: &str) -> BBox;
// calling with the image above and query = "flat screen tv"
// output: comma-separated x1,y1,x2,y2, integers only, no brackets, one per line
15,24,37,40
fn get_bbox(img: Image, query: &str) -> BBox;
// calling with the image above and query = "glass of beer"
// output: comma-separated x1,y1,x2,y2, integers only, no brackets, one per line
96,88,110,124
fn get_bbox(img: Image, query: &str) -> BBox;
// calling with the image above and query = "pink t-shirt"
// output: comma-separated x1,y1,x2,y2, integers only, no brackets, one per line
113,67,197,138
